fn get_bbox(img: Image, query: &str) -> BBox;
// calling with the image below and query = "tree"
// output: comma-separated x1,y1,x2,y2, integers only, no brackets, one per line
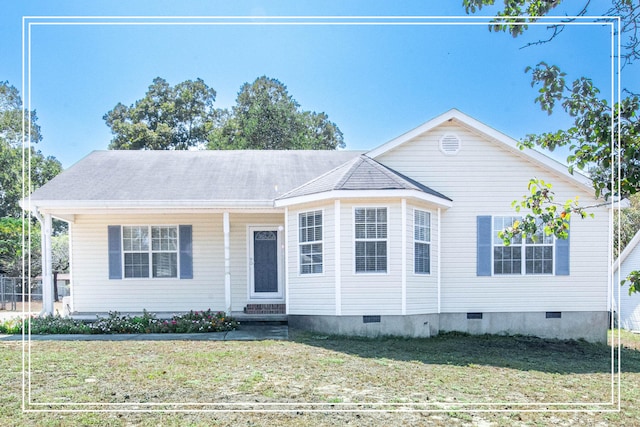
208,76,345,150
0,217,40,278
104,77,219,150
51,234,69,301
0,142,63,219
0,82,63,219
463,0,640,292
0,81,42,148
462,0,639,67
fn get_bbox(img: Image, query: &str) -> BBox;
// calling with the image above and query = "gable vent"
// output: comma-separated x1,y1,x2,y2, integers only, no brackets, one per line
440,134,461,155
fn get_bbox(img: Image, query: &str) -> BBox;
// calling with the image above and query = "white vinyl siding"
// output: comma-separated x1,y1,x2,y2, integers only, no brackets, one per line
71,214,223,313
287,202,335,315
299,210,323,274
614,232,640,331
70,212,285,314
406,204,438,314
376,121,609,313
341,202,402,315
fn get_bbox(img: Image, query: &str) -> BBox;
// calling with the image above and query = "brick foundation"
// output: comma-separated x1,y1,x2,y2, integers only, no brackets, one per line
244,304,286,315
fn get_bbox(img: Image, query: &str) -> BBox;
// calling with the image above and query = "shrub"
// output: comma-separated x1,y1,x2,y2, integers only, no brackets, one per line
0,309,238,335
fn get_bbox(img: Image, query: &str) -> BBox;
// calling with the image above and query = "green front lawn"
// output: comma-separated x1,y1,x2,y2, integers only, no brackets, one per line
0,330,638,426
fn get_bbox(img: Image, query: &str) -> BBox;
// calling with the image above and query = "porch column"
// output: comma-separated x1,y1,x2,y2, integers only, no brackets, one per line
284,207,290,315
401,199,407,315
223,212,231,315
437,208,442,313
41,212,53,315
334,200,341,316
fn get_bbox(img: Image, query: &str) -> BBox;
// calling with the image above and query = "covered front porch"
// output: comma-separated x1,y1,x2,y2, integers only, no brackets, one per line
34,209,290,318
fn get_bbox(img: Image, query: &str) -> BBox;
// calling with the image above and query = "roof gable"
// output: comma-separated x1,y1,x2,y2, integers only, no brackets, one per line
615,229,640,273
366,108,593,193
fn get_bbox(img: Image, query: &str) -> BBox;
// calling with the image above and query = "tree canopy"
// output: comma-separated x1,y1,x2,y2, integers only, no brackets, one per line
0,81,63,219
0,81,42,148
104,77,219,150
208,76,344,150
105,76,345,151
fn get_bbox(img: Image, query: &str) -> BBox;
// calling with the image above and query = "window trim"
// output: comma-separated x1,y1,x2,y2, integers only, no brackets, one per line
121,224,180,280
413,208,432,275
298,209,324,276
353,205,389,275
492,216,555,276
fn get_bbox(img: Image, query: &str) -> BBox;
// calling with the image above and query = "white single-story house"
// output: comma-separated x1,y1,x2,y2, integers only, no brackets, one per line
614,230,640,331
25,109,611,342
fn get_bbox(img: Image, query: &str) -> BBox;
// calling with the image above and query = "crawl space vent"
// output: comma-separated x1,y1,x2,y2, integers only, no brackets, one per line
440,134,461,155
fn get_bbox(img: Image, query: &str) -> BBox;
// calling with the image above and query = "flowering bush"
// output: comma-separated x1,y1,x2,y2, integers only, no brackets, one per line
0,309,238,335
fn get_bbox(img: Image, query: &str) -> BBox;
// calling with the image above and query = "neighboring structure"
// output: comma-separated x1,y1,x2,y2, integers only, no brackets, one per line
25,109,611,342
613,230,640,331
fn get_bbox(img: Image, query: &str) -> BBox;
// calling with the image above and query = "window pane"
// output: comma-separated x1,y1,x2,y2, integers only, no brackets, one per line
299,241,323,274
124,252,149,278
366,223,377,239
415,211,431,244
377,223,387,239
152,226,177,251
152,253,177,278
376,255,387,272
494,246,521,275
123,226,149,251
415,242,430,274
366,209,376,222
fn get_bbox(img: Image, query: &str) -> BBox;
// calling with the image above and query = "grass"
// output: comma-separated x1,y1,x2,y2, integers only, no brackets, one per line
0,330,638,426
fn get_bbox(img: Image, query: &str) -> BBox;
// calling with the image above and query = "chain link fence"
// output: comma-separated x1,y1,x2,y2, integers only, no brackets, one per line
0,276,44,311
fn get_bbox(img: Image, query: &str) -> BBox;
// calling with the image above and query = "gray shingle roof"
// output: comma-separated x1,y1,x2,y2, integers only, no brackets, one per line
29,150,364,203
278,155,451,201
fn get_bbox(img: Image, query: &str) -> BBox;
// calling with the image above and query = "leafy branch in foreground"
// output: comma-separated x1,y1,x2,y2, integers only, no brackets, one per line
621,270,640,295
519,62,640,200
498,178,595,246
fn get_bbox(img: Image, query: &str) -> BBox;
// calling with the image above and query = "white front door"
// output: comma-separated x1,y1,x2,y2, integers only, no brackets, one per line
248,226,283,300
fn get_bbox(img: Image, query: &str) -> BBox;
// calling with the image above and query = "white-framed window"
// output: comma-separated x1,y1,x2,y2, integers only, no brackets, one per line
493,216,553,275
355,207,387,273
414,209,431,274
299,210,323,274
123,225,178,278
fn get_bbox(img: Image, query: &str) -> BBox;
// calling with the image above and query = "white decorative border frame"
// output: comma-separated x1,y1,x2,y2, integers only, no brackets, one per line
21,14,621,414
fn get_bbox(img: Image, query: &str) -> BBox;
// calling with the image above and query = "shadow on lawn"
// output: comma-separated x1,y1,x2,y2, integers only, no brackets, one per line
290,330,640,374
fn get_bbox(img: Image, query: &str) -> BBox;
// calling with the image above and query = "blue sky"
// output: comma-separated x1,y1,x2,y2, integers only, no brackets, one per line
0,0,622,168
